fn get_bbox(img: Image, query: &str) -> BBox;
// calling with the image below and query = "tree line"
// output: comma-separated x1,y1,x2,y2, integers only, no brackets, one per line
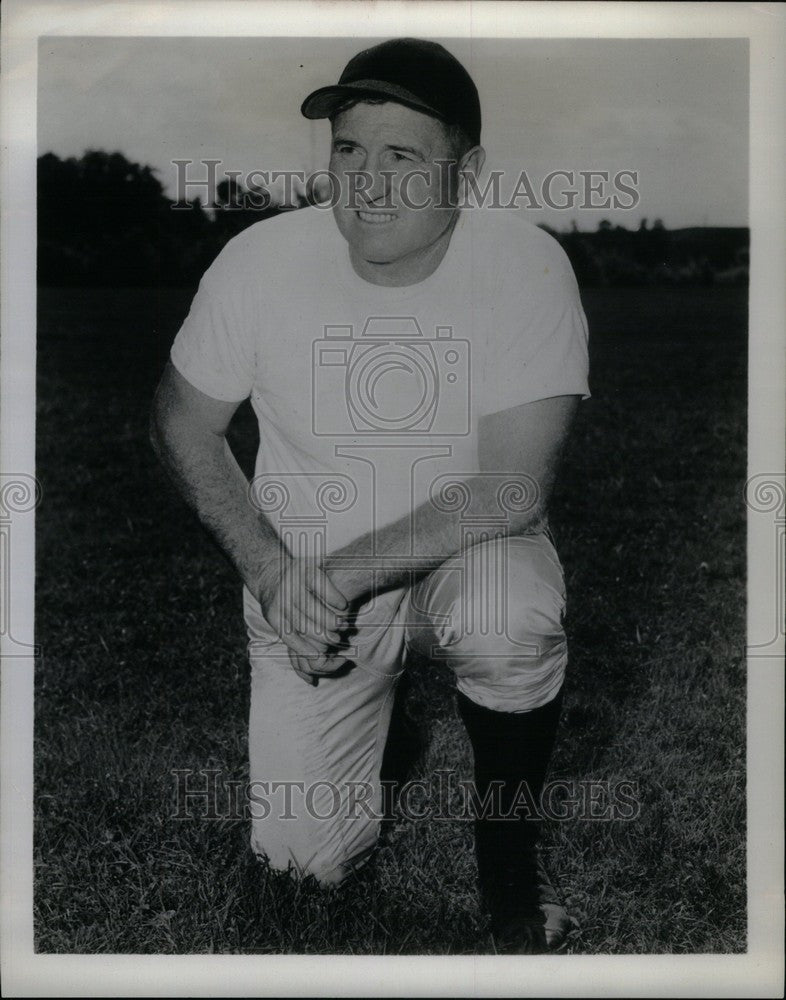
38,150,748,288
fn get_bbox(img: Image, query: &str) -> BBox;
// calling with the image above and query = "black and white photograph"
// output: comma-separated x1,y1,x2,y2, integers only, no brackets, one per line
1,1,783,995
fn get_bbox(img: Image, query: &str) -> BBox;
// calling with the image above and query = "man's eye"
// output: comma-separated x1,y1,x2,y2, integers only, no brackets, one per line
334,144,357,155
390,152,413,163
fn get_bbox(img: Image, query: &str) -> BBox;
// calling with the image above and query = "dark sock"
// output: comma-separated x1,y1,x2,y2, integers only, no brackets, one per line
457,689,563,930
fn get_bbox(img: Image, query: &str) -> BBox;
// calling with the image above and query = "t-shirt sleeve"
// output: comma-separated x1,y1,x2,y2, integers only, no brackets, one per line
478,238,590,417
169,249,256,402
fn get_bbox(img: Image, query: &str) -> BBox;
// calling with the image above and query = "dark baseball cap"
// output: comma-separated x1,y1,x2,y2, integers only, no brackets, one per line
301,38,481,147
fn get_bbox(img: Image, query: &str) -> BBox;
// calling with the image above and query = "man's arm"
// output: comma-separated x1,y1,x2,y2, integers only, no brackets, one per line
150,362,347,679
324,394,579,605
150,361,276,591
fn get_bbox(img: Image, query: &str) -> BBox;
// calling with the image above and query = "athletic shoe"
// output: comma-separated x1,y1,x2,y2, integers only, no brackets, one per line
487,850,572,954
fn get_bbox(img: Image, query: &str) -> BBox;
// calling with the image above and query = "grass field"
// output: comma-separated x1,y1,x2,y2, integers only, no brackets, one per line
34,283,747,954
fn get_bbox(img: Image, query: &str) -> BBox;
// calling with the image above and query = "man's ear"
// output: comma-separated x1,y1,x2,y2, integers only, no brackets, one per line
457,145,486,203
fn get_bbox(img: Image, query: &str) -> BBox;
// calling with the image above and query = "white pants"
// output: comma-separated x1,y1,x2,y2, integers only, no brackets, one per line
246,533,568,884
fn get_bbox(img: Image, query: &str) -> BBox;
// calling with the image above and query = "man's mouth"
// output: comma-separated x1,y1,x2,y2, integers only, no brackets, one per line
356,210,397,225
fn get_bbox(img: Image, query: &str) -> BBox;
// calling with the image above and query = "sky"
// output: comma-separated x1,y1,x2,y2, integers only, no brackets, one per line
37,35,749,230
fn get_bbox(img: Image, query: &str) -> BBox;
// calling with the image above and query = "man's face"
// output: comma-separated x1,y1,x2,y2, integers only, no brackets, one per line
329,101,462,283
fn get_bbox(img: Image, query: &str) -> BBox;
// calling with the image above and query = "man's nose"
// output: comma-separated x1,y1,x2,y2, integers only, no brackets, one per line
360,153,393,205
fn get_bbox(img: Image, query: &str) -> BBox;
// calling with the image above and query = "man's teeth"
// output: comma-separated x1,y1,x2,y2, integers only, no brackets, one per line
357,211,396,224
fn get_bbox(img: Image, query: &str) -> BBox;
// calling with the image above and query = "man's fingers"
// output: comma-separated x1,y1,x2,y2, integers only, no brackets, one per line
277,625,324,658
268,559,347,655
287,649,343,685
306,566,349,613
283,564,345,639
283,597,340,648
298,592,343,642
276,572,334,646
288,650,317,686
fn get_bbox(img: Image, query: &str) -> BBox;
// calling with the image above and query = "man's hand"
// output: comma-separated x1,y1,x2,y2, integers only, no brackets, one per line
255,555,350,684
150,365,348,686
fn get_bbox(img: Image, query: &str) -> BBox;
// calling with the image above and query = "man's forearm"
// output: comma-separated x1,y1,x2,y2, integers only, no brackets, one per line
150,418,286,595
323,472,545,604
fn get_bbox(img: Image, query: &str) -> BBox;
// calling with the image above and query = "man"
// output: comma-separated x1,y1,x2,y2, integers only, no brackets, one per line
150,38,589,954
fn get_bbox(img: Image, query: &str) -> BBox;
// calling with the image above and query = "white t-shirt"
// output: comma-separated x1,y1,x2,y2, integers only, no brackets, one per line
171,206,590,570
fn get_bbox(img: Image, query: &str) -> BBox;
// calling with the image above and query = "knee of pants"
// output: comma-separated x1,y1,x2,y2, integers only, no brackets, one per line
406,534,568,711
250,798,380,887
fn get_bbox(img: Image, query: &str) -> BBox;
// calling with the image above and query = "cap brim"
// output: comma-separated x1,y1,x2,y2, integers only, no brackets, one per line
301,80,445,123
